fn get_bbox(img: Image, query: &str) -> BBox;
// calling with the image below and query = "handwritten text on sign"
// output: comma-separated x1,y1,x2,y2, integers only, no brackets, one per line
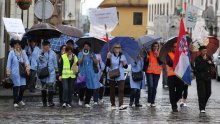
3,17,25,33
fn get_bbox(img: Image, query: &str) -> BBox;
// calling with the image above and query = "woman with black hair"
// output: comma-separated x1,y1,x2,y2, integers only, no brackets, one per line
6,39,30,107
78,42,100,108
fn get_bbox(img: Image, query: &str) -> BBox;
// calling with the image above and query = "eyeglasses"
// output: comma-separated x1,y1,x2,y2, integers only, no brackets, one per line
114,47,121,49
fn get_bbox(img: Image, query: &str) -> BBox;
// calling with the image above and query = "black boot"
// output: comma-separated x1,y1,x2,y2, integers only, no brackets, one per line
135,89,142,107
41,90,47,107
48,91,55,107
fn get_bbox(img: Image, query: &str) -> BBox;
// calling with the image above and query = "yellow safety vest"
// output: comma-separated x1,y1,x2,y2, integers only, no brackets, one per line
61,54,78,79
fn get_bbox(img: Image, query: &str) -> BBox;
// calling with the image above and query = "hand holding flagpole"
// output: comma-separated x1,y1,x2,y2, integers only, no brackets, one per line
105,24,110,52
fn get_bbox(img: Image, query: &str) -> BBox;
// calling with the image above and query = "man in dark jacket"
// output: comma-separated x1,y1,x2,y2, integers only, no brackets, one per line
194,46,214,113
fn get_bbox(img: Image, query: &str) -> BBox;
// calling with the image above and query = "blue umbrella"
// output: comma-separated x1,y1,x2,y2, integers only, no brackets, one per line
100,37,141,64
137,35,161,50
48,34,79,52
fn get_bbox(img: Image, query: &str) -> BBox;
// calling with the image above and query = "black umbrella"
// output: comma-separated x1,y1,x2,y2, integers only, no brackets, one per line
24,23,62,40
159,36,192,62
76,37,106,54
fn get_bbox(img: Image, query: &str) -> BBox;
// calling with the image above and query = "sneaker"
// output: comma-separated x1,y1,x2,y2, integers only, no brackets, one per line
151,104,156,107
164,85,168,88
183,103,187,107
111,106,116,110
135,104,143,107
94,102,98,105
67,104,72,108
147,103,151,107
200,110,206,113
99,99,104,104
62,103,67,108
48,102,55,107
18,101,25,106
85,104,91,108
119,105,127,110
78,100,83,106
180,102,184,107
14,103,19,108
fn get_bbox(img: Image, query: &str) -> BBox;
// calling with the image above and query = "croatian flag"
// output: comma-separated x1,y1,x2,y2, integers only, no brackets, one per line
173,19,191,85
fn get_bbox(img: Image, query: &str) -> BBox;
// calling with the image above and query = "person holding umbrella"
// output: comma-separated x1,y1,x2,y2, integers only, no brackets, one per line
78,42,100,108
194,46,214,113
166,43,184,112
6,39,30,107
36,40,58,107
145,42,162,107
129,52,145,107
26,40,40,93
106,43,128,110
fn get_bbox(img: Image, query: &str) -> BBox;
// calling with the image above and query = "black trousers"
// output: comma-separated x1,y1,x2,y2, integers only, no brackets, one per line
41,82,54,104
62,78,75,104
13,85,26,104
99,86,105,100
168,76,184,110
57,80,63,104
196,77,211,110
182,85,188,99
130,88,141,105
78,87,93,104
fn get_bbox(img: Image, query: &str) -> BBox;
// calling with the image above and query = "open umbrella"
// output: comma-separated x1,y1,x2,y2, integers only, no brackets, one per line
191,36,219,62
100,37,141,64
76,37,106,54
56,25,83,37
159,36,192,62
24,23,62,40
48,35,79,52
137,35,161,50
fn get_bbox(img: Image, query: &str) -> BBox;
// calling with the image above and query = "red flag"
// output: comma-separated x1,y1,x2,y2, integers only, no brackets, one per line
173,19,187,69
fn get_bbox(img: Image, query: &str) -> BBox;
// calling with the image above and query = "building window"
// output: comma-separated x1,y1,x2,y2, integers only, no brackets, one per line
210,0,213,4
163,3,165,15
167,3,169,16
152,4,154,21
133,12,143,25
117,12,119,24
157,4,160,15
149,5,151,22
201,0,203,5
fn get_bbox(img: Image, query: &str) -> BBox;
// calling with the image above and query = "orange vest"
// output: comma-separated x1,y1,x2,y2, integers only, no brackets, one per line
147,51,162,74
166,52,175,76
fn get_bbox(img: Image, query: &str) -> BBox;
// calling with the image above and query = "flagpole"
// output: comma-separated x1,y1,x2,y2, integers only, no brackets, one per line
105,24,110,52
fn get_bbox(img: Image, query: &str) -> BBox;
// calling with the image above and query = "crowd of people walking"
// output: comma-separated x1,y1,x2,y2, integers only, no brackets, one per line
5,37,214,114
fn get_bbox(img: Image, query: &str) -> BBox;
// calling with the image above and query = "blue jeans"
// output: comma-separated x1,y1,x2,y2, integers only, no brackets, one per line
147,74,160,104
93,88,99,102
130,88,141,105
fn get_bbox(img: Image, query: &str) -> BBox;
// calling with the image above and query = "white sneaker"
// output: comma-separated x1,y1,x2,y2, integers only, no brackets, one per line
99,99,104,104
147,103,151,107
94,102,98,105
67,104,72,108
14,103,19,108
62,103,66,108
85,104,91,108
18,101,25,106
78,100,83,106
151,104,156,107
119,105,127,110
111,106,116,110
201,110,206,113
183,103,187,107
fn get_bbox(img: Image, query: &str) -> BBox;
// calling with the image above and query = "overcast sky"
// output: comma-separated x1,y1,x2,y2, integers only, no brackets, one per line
81,0,103,15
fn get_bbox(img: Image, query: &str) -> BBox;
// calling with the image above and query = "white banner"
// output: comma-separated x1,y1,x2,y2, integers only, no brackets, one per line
186,4,198,28
89,7,118,38
2,17,25,33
